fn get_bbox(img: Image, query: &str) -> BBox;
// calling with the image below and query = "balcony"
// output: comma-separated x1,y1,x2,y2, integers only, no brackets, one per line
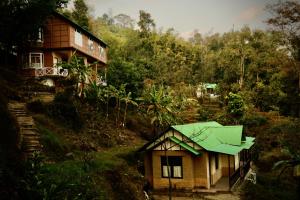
96,75,107,86
34,67,68,77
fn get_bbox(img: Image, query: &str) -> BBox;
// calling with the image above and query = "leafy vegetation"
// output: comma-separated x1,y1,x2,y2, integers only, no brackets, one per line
1,0,300,199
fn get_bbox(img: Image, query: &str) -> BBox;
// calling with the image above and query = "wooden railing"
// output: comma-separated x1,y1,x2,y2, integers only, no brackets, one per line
34,67,68,77
229,168,240,188
96,75,107,86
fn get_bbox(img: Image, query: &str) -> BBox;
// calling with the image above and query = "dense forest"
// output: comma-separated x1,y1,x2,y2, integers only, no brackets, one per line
78,0,300,118
0,0,299,200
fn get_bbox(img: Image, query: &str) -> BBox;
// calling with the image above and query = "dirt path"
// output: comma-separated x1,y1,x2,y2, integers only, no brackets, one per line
153,192,240,200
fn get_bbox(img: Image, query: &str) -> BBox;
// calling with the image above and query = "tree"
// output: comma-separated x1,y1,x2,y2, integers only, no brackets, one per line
139,85,180,135
0,0,69,57
121,91,138,128
114,14,135,29
72,0,90,30
267,0,300,116
226,92,246,123
137,10,155,36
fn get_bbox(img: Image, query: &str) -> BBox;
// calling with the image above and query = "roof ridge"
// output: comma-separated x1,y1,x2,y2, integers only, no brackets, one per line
171,121,222,127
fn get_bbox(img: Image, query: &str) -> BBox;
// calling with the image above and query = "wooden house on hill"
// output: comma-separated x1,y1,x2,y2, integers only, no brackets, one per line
140,121,255,192
20,11,107,85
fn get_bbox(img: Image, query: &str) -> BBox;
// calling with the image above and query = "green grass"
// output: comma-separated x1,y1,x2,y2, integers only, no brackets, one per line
37,124,70,160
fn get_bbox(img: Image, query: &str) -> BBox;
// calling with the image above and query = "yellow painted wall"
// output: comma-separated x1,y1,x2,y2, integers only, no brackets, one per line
152,150,195,190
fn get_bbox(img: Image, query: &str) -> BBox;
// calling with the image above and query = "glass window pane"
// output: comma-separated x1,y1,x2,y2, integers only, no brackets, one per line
162,166,170,177
173,166,182,178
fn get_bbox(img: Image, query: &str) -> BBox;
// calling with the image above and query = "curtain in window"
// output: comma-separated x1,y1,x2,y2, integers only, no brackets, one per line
162,166,171,177
173,166,182,178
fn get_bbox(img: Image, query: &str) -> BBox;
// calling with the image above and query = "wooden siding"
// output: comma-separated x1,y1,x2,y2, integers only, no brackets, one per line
43,15,107,64
69,26,107,63
44,16,70,49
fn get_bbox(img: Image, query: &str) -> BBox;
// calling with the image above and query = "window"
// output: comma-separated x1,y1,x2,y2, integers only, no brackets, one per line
29,53,43,68
37,27,43,42
215,153,219,170
75,29,83,47
161,156,183,178
98,45,106,58
88,39,94,51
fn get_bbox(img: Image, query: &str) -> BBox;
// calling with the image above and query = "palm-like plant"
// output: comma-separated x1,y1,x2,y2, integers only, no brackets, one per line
139,85,180,135
84,81,106,108
121,91,138,128
60,54,91,98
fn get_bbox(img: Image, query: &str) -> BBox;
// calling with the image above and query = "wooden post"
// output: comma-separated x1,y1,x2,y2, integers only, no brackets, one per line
228,155,230,187
208,153,212,186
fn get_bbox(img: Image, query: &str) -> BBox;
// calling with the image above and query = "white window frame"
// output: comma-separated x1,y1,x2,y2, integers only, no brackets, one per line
98,45,106,58
29,52,44,68
88,39,94,52
75,29,83,47
37,27,43,42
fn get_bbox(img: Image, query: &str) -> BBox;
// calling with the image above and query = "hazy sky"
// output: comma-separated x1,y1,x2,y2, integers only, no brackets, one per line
83,0,277,38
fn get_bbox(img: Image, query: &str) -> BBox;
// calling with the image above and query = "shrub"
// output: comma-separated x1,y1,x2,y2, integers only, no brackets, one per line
27,100,46,113
38,125,69,159
242,114,267,127
46,91,83,130
47,102,83,130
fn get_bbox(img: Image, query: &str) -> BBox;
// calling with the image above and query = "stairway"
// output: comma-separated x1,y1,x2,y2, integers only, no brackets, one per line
8,101,42,158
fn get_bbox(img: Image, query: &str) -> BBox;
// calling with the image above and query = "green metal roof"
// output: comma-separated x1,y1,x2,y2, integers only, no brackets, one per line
172,121,255,155
169,136,201,156
205,83,217,89
141,121,255,156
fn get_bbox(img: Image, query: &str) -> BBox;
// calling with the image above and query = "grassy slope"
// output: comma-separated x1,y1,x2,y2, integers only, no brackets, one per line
31,106,146,200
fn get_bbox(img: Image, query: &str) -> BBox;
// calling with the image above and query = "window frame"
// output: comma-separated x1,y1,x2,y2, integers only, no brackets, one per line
98,45,106,58
37,27,43,42
29,52,44,68
161,156,183,179
88,39,94,52
75,29,83,47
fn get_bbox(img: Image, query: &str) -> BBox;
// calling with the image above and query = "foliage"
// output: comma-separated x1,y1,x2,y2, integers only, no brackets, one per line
138,10,155,37
241,172,299,200
0,0,68,52
37,125,69,160
72,0,90,30
47,91,83,130
27,100,46,113
267,0,300,117
242,114,268,128
226,92,246,122
139,85,181,135
59,54,91,97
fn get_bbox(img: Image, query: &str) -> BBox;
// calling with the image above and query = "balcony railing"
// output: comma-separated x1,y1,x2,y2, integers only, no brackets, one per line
34,67,68,77
96,75,107,86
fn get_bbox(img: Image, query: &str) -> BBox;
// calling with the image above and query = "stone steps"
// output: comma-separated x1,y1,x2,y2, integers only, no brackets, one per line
8,101,42,158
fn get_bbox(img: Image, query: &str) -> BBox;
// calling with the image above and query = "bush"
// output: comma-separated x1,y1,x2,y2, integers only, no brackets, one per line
242,114,267,127
38,125,69,159
27,100,46,113
47,102,83,130
197,107,214,121
46,91,83,130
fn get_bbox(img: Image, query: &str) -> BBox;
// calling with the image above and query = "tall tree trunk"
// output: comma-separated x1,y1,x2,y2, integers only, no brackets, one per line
240,55,245,89
123,102,128,128
164,146,172,200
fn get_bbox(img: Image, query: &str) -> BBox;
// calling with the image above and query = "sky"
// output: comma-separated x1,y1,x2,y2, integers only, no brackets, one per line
80,0,278,38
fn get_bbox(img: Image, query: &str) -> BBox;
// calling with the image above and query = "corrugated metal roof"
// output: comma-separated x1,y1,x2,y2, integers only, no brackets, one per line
169,136,201,156
172,121,254,155
141,121,255,156
205,83,217,89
